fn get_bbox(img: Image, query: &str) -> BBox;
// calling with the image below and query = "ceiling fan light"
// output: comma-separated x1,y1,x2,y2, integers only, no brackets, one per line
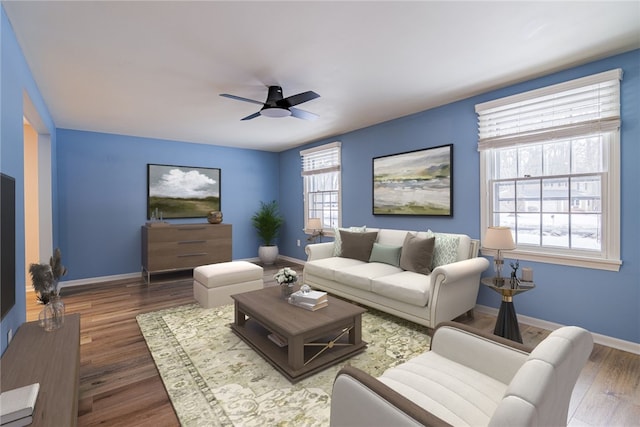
260,107,291,118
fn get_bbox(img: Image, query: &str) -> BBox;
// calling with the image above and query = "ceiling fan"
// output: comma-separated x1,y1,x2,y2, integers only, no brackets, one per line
220,85,320,121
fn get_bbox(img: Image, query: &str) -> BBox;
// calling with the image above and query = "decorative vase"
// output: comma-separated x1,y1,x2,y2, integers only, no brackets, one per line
38,309,46,327
207,211,223,224
43,295,65,332
281,282,295,299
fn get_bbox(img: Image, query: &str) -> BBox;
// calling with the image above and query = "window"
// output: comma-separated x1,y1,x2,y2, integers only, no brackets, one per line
300,142,341,233
476,69,622,271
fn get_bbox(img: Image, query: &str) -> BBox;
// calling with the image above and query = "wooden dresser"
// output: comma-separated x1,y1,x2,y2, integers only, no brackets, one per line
141,223,232,283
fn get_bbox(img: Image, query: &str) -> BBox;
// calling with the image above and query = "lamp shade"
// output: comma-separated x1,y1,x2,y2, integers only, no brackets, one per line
308,218,322,230
483,226,516,250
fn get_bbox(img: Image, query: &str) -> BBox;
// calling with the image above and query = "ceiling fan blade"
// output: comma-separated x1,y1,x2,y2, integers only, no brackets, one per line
220,93,265,106
278,91,320,108
289,107,319,121
241,111,262,121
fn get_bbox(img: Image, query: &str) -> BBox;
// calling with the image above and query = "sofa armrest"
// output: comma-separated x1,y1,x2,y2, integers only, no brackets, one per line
330,366,452,427
305,241,335,261
431,257,489,285
430,322,531,384
427,257,489,327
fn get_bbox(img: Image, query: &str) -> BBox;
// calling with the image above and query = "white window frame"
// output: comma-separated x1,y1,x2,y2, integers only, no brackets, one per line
476,69,622,272
300,141,342,234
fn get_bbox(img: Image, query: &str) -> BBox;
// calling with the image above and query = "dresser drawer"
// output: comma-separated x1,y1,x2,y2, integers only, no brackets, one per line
147,252,213,271
145,225,227,243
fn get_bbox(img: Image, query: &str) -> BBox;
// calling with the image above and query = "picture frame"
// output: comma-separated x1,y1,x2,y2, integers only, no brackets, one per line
147,164,221,219
372,144,453,216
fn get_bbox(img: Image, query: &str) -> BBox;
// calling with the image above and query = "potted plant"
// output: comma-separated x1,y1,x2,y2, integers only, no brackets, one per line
251,200,284,265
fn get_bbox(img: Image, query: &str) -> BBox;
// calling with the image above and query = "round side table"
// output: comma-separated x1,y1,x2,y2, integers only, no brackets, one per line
481,277,535,343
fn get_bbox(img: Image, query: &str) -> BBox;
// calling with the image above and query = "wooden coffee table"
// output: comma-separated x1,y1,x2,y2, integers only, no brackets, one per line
230,286,367,382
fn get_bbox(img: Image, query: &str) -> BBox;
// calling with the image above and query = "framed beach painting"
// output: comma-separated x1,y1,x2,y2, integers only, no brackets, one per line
372,144,453,216
147,164,221,219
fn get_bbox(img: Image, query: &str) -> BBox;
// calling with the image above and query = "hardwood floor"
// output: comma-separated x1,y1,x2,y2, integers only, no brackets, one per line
25,262,639,426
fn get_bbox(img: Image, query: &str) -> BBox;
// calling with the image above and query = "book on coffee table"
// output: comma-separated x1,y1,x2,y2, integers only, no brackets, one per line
289,290,328,305
267,333,288,347
288,299,329,311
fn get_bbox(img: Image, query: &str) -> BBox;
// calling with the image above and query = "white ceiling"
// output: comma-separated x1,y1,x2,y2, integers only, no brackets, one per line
4,1,639,152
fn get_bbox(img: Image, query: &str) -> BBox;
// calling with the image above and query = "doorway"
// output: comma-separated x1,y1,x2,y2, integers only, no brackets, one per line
23,92,53,295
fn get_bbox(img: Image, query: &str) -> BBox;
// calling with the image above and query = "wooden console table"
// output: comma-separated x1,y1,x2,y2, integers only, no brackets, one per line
1,313,80,426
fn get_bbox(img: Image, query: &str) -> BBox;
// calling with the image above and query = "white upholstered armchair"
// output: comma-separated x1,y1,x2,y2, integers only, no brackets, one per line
330,322,593,427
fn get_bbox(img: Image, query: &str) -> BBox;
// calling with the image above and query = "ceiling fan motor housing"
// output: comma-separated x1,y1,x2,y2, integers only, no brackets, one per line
261,86,291,117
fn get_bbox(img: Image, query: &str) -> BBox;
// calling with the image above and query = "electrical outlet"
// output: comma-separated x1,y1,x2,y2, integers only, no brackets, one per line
296,239,301,247
7,328,13,344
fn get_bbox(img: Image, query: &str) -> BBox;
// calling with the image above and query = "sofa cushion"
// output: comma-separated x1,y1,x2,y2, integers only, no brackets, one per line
304,257,365,281
378,351,507,426
340,230,378,262
371,271,431,306
333,225,367,256
399,233,436,275
335,263,403,291
426,230,461,269
369,243,402,267
375,229,410,246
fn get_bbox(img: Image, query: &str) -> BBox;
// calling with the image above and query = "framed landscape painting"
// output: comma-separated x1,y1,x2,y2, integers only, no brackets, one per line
147,164,221,219
373,144,453,216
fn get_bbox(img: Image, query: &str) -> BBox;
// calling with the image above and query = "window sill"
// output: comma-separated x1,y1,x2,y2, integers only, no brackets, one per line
481,248,622,272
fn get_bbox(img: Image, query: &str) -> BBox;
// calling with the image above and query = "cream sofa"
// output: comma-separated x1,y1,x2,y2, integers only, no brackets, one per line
330,322,594,426
303,228,489,329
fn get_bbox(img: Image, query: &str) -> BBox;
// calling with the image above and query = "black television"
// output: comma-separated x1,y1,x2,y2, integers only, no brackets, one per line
1,173,16,320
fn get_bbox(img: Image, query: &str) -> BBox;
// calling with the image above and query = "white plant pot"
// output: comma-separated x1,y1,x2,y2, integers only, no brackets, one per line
258,245,279,265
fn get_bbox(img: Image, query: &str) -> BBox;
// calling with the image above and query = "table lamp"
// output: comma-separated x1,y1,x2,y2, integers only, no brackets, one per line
307,218,324,243
483,226,516,286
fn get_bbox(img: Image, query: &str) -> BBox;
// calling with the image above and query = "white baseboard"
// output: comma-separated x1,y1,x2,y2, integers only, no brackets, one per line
475,304,640,355
277,255,306,265
59,272,142,288
235,255,307,265
57,256,307,289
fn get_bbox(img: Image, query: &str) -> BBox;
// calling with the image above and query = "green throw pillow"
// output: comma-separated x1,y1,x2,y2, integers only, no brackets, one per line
426,230,460,269
369,243,402,267
399,233,435,275
339,230,378,262
333,225,367,256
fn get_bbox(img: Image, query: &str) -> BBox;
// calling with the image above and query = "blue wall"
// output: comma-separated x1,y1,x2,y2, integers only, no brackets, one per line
1,8,56,354
279,49,640,344
56,129,279,280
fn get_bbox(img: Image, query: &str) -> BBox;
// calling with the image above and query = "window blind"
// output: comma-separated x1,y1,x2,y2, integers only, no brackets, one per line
476,69,622,151
300,141,341,176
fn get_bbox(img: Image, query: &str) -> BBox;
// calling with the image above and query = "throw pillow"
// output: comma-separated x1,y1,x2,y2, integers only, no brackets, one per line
339,230,378,262
399,233,435,275
333,226,367,256
369,243,402,267
426,229,460,269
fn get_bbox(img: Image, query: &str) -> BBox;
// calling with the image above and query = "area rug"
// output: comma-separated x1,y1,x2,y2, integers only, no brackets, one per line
137,303,431,427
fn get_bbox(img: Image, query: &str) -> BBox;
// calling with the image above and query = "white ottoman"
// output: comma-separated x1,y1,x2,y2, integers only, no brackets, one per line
193,261,264,308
